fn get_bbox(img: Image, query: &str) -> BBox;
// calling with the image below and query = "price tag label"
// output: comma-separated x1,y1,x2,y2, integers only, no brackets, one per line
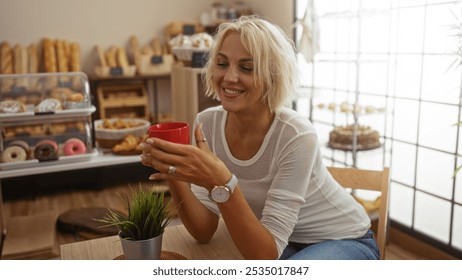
110,67,123,76
11,86,26,93
183,25,196,35
151,55,164,64
191,51,209,68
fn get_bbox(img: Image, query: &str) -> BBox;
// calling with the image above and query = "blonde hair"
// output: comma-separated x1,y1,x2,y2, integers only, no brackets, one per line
203,16,299,112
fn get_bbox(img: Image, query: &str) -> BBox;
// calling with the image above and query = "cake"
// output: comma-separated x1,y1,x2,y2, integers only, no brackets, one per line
328,124,381,151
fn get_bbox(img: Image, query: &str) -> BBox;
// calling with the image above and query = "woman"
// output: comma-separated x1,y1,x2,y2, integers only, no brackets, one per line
140,16,379,260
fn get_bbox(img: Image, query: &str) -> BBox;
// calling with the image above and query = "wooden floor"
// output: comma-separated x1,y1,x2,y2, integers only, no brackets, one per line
1,177,426,260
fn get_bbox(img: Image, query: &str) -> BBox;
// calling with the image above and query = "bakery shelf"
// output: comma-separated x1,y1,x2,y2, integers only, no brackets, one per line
0,149,141,179
0,149,99,171
0,106,96,123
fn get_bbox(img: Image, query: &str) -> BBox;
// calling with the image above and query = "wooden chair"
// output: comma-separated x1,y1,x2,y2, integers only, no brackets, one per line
327,167,390,260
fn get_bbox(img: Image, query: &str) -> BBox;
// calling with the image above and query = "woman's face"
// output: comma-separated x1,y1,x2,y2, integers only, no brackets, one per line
213,31,265,114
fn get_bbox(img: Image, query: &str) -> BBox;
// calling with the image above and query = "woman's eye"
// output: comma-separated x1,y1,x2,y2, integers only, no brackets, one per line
216,62,228,68
240,65,253,72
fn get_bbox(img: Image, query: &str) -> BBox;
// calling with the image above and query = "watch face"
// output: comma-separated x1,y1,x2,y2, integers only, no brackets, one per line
211,187,230,203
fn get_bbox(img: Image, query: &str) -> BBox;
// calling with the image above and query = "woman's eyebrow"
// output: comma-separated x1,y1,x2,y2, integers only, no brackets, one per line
217,53,253,63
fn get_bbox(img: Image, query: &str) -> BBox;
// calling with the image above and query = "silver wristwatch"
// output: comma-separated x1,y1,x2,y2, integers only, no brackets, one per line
208,174,238,203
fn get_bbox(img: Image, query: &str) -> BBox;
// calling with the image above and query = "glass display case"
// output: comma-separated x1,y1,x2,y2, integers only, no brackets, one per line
0,72,96,170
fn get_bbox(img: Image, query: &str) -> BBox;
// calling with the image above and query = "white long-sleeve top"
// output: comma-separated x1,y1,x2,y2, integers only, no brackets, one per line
191,106,371,257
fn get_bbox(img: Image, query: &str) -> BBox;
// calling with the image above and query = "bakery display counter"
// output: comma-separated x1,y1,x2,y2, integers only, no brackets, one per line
0,72,96,169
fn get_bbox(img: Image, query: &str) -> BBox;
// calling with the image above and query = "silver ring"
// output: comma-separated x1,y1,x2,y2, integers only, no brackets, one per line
196,137,207,144
168,165,176,175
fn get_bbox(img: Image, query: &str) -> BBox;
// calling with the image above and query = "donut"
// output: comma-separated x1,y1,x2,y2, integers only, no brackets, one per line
63,138,87,156
10,140,30,152
1,145,27,163
36,98,62,113
34,139,59,161
0,100,27,114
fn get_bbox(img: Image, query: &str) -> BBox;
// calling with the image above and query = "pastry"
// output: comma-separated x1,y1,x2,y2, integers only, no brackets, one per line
63,138,87,156
1,140,30,163
112,134,143,154
0,100,27,113
34,139,59,161
36,98,62,112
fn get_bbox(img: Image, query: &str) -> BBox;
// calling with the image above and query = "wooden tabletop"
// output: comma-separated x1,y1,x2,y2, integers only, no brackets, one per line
60,218,243,260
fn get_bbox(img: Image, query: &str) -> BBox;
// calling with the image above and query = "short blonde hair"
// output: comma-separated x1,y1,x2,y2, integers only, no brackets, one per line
203,16,299,112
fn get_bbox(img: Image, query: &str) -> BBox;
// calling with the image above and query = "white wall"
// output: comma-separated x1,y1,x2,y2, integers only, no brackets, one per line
0,0,294,73
0,0,293,116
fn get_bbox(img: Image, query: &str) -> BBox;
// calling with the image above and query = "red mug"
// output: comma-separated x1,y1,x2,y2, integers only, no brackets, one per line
147,122,190,144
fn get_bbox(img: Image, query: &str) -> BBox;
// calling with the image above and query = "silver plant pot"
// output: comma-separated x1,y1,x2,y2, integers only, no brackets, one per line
119,233,163,260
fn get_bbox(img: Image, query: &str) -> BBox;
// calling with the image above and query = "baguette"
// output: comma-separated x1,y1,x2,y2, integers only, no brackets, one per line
151,37,163,56
28,44,39,73
116,47,129,68
105,45,118,68
42,38,57,72
129,35,141,66
0,41,13,74
69,42,81,71
95,45,107,67
56,40,69,72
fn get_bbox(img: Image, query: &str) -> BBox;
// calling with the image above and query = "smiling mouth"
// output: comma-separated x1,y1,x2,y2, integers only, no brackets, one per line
223,88,243,95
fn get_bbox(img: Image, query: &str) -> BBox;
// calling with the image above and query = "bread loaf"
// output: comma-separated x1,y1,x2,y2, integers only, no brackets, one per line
151,37,163,56
129,35,141,66
105,45,118,68
95,45,107,67
69,42,81,71
0,41,13,74
56,40,69,72
42,38,57,72
116,47,129,68
28,44,39,73
13,44,27,74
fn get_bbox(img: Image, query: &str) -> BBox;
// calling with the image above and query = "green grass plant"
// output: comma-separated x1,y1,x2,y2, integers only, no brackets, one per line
96,185,171,241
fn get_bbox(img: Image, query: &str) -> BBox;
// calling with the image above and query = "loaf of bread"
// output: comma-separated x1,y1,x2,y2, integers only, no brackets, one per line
28,44,39,73
0,41,13,74
151,37,163,56
69,42,81,72
105,45,118,68
129,35,141,66
42,38,57,72
13,44,27,74
56,40,69,72
95,45,107,67
116,47,129,68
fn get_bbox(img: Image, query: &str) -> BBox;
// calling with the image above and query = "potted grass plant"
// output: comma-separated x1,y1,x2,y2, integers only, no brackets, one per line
96,186,171,260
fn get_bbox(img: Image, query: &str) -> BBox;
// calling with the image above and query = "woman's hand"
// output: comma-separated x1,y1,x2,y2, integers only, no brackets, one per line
140,123,232,190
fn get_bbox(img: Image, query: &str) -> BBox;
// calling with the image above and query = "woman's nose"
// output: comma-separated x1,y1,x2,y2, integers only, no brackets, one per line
224,66,238,82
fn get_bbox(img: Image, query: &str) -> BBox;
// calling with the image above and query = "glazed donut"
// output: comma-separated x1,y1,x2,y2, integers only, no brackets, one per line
36,98,62,113
2,145,27,163
34,139,59,161
63,138,87,156
0,100,27,114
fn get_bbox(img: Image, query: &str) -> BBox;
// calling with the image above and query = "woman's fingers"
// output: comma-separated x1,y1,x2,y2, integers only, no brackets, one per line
194,123,210,151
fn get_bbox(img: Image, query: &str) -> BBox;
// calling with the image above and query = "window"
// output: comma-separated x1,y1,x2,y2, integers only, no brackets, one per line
295,0,462,258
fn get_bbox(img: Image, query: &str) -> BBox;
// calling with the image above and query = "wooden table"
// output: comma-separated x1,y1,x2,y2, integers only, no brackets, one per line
60,219,243,260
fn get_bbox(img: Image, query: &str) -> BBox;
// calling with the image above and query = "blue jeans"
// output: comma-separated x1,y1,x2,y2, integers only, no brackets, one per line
279,230,380,260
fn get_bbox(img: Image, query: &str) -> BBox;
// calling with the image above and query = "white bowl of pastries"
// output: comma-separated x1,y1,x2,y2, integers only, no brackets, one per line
94,118,150,149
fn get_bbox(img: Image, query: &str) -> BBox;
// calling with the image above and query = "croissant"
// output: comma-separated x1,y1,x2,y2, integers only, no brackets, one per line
112,134,140,154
